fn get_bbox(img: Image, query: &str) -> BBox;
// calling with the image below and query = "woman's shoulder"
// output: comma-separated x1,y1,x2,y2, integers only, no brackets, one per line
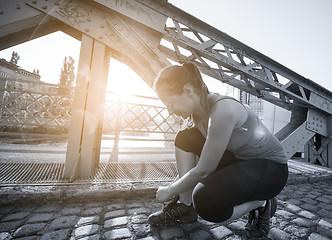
208,93,243,110
208,93,239,104
208,93,248,127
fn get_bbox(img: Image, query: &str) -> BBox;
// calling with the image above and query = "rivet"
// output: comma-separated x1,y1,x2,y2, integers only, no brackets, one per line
85,28,90,32
42,5,47,9
87,18,91,22
100,25,104,28
32,0,37,4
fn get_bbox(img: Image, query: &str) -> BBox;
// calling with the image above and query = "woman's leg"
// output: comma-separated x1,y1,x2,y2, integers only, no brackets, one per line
175,147,197,205
148,128,205,224
173,128,206,204
227,200,265,224
192,159,288,223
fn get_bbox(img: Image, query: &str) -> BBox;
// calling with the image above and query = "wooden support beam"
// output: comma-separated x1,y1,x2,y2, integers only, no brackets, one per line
64,34,110,179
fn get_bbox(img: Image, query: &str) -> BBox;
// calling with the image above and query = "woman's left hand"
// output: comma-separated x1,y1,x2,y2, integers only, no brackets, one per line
156,185,173,202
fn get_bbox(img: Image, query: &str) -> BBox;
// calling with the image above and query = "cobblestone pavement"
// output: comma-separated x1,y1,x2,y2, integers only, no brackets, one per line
0,177,331,240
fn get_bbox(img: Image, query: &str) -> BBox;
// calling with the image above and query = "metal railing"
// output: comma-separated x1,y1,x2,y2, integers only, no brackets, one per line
0,77,180,148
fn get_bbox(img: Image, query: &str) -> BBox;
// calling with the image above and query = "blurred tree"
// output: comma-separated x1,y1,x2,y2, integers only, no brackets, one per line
58,56,75,94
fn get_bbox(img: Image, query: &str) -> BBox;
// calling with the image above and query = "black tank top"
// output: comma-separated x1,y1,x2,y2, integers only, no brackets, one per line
209,93,287,163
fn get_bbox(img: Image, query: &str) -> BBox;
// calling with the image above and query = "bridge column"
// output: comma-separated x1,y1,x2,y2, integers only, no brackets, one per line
64,34,110,180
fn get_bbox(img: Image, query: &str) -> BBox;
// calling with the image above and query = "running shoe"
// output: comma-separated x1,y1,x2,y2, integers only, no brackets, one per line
245,198,277,238
148,198,198,225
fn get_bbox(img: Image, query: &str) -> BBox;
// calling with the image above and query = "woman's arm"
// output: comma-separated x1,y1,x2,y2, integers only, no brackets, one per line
156,100,247,202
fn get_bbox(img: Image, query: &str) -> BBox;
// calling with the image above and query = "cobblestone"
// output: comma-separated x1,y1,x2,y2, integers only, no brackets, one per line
39,229,69,240
26,213,54,223
72,224,100,238
104,216,128,228
0,171,331,240
13,223,46,238
104,228,131,239
76,216,100,226
1,212,30,222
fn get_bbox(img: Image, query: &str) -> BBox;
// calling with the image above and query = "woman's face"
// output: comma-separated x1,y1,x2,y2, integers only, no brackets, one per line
158,91,195,119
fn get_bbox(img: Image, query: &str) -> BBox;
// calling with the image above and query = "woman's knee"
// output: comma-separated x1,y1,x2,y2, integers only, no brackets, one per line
174,128,205,156
192,183,233,223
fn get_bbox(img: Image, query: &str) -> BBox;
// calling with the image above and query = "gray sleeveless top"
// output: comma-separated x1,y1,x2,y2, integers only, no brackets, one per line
209,94,287,164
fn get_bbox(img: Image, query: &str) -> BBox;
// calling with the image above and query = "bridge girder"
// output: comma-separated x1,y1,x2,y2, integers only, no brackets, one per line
0,0,331,177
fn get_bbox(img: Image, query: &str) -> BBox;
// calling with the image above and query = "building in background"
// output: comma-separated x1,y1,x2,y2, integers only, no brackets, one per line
0,58,41,82
0,57,42,122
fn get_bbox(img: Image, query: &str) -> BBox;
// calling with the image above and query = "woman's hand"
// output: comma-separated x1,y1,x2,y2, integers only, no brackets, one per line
156,185,173,202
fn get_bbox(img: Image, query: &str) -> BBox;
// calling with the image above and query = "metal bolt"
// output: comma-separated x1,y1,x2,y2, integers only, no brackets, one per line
32,0,37,4
85,28,90,32
42,5,47,9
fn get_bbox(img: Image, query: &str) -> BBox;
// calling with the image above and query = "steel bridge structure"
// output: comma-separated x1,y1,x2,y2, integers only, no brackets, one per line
0,0,331,179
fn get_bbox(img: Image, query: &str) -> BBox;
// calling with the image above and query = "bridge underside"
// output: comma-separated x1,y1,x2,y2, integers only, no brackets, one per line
0,0,331,179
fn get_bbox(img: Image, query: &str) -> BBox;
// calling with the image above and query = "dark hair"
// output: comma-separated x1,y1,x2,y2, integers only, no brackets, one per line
154,62,210,128
153,62,209,98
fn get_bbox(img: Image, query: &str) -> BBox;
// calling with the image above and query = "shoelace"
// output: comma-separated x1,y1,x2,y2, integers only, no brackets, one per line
163,195,179,211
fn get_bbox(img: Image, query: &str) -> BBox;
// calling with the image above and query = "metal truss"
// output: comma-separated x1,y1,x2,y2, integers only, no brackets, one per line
0,0,331,174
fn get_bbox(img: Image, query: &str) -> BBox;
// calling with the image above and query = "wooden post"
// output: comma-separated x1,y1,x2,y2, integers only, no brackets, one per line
64,34,110,179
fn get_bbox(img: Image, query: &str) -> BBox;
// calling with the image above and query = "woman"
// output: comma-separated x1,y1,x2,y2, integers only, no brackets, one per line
148,62,288,238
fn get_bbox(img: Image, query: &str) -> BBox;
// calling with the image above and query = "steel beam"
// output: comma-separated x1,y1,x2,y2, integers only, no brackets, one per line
64,34,110,179
25,0,169,86
1,0,331,169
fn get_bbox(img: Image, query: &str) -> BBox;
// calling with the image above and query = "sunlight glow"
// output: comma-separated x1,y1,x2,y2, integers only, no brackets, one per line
107,58,156,101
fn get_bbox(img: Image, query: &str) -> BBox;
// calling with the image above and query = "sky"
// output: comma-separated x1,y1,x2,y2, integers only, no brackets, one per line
0,0,331,94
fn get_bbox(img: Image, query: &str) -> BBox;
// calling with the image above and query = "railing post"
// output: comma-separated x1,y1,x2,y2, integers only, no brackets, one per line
0,78,6,120
109,97,123,162
64,34,110,179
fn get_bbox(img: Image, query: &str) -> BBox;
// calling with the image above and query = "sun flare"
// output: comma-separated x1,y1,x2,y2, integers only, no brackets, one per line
107,59,156,101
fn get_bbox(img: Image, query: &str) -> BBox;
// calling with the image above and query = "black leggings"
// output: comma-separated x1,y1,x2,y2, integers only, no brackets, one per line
175,128,288,223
